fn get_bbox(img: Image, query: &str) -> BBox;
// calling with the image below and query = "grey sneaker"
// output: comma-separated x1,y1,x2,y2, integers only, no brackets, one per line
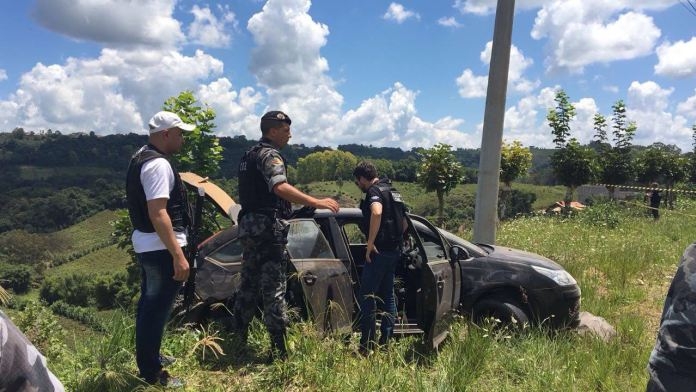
159,353,177,367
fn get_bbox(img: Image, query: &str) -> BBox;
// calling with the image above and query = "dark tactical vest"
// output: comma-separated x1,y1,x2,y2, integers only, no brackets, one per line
238,139,291,218
360,178,406,250
126,144,190,234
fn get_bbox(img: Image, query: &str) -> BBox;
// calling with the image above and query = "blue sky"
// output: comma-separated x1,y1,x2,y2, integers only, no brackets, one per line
0,0,695,151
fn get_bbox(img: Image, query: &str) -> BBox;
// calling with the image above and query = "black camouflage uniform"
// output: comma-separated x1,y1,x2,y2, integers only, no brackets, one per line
233,112,292,357
0,310,65,391
647,243,696,391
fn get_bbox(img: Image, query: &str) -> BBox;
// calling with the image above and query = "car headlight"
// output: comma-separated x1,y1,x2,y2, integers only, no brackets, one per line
531,265,577,286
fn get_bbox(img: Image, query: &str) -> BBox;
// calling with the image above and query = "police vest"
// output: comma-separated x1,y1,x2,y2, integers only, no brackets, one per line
238,140,291,218
360,179,406,250
125,144,190,233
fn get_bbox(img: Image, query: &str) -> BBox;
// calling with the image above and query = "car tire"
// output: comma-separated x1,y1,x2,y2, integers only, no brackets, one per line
472,297,529,328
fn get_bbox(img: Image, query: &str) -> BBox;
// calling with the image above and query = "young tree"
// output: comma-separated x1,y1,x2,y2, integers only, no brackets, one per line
548,90,575,149
547,89,596,212
163,90,223,178
416,143,463,225
593,101,636,199
499,140,532,219
500,140,533,189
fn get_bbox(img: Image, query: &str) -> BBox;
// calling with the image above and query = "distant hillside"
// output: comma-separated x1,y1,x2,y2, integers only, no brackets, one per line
0,130,557,233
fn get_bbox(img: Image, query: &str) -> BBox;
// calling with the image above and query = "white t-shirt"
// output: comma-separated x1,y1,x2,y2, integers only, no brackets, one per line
131,157,188,253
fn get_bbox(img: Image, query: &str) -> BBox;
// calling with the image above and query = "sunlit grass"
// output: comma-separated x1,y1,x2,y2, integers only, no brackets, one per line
14,196,696,391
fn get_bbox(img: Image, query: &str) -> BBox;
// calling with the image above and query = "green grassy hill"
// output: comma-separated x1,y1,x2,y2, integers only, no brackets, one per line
51,210,120,260
5,186,689,391
50,243,129,278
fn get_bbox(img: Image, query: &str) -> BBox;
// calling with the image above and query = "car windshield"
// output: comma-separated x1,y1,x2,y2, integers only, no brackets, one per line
437,228,488,257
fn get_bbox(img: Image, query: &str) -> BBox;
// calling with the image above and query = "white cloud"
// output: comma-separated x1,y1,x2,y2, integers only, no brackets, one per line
531,1,662,73
627,80,691,150
187,5,238,48
0,48,225,133
438,16,462,28
572,97,601,144
0,69,6,82
655,37,696,78
501,87,601,148
502,87,560,147
480,42,539,94
196,78,262,139
603,85,619,93
677,89,696,119
456,42,539,98
31,0,185,48
335,83,473,149
1,0,476,150
383,3,420,24
456,70,488,98
246,0,342,143
243,0,468,149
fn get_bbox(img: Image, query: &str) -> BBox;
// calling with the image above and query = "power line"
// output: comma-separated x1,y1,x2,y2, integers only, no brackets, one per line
681,0,696,17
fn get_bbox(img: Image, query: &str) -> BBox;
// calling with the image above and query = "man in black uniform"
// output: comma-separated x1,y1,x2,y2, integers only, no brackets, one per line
649,182,662,220
647,242,696,391
353,161,407,355
234,110,339,360
0,310,65,391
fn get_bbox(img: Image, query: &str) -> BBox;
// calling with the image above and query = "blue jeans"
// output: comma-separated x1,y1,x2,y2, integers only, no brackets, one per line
135,249,182,382
359,249,400,350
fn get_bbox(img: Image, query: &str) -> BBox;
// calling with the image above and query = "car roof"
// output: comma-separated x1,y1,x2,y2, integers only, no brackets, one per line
312,207,362,219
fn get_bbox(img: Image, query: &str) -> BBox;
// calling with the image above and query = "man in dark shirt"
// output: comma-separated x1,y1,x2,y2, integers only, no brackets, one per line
0,310,65,391
353,161,407,355
234,110,339,360
649,183,662,220
647,243,696,391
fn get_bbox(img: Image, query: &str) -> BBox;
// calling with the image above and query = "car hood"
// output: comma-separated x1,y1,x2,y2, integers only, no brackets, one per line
481,244,565,270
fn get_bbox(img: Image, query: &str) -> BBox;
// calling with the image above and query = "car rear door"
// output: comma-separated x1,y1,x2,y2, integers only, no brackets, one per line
410,215,462,349
286,219,354,335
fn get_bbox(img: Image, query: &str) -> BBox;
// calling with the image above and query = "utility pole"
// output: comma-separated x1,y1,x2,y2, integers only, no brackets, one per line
473,0,515,244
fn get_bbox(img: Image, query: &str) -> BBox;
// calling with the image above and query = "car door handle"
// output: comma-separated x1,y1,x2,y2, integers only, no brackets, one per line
303,273,317,286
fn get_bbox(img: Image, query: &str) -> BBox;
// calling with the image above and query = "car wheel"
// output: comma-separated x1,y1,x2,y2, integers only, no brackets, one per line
472,297,529,328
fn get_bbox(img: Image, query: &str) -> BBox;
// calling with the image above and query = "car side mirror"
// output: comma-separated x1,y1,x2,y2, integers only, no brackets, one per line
449,245,470,261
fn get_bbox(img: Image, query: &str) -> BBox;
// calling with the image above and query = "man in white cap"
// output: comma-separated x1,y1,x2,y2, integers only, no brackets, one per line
125,111,195,388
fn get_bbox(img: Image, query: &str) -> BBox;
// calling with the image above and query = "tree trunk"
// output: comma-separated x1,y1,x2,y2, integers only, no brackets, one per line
564,187,574,216
499,183,511,220
437,191,445,227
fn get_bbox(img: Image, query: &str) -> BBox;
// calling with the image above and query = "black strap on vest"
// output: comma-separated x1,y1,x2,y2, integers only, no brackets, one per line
126,144,190,233
238,140,291,219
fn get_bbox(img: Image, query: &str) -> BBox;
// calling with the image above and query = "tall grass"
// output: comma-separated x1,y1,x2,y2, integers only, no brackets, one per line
9,198,696,391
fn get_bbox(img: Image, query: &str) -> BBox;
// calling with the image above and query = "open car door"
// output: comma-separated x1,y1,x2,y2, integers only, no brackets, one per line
286,219,353,335
410,215,461,350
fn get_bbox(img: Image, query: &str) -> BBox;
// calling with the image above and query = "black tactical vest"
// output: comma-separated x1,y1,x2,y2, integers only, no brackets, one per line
360,178,405,250
126,144,190,233
238,139,291,218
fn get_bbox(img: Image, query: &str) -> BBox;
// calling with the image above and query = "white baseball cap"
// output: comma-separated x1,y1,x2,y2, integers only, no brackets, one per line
148,111,196,134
